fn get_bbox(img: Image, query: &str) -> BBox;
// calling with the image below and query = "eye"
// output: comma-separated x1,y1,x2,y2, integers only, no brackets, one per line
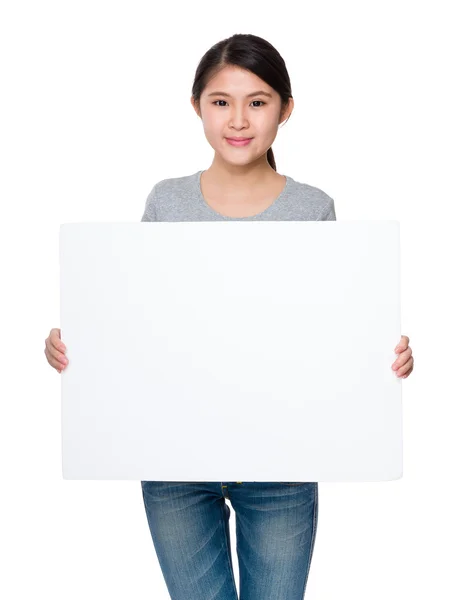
212,100,266,107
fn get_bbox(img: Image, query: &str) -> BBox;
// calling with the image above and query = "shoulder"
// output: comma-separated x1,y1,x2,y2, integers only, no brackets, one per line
146,172,196,200
141,172,197,221
154,172,197,194
287,175,336,220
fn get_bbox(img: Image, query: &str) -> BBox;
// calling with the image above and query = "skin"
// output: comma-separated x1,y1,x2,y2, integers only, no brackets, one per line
44,66,414,380
190,64,293,203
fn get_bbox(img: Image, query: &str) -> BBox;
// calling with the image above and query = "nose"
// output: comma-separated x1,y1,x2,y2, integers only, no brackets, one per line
229,107,250,129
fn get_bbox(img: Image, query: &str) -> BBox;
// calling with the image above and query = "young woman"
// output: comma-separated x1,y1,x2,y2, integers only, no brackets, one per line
45,33,414,600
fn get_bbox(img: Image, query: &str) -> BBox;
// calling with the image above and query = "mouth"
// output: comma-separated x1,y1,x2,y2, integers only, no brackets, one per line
225,137,253,146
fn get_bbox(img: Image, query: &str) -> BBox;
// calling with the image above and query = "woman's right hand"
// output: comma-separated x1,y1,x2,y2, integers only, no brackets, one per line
44,327,68,373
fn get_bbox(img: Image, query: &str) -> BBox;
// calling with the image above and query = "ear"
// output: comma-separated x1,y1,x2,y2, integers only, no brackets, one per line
191,96,201,119
279,97,294,125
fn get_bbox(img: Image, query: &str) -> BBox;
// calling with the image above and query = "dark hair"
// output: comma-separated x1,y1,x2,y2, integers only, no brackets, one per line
191,34,293,172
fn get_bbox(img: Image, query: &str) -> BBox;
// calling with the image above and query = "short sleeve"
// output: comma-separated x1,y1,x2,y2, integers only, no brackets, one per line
141,184,158,222
324,197,336,221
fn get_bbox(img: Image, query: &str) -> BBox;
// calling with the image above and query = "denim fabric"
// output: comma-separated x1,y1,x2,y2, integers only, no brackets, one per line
141,481,318,600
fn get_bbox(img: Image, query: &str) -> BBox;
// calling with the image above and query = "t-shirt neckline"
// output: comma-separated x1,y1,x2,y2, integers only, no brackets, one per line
195,169,292,220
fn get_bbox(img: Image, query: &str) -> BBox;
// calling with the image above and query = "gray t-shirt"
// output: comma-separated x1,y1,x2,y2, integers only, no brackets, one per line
141,170,336,222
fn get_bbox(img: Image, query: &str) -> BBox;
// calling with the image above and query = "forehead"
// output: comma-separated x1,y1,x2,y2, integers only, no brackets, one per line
204,65,269,93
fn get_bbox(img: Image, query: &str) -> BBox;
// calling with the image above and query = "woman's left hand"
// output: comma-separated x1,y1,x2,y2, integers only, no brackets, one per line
392,335,414,378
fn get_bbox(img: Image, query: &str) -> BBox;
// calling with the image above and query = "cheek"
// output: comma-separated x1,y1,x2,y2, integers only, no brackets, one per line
251,115,278,137
261,114,280,134
203,124,222,146
202,109,225,129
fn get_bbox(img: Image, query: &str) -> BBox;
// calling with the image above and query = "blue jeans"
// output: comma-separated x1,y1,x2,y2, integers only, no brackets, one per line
141,481,319,600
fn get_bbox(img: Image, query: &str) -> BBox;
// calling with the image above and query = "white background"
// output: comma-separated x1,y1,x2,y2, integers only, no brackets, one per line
1,1,460,598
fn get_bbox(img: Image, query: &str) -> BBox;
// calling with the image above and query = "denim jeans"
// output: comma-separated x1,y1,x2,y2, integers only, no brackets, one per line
140,481,319,600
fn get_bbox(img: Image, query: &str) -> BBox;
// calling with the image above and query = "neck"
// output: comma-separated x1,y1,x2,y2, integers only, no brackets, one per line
205,157,277,191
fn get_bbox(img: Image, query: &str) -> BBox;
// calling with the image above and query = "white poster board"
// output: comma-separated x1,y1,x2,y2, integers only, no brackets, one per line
60,221,402,481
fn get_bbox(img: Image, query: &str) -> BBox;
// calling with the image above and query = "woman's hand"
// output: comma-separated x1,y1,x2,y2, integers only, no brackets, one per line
44,328,68,374
392,335,413,378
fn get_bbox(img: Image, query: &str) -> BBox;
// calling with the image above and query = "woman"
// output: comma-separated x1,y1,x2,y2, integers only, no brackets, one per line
44,33,414,600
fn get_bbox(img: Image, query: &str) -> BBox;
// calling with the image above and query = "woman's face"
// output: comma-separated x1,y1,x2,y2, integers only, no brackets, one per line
192,65,293,167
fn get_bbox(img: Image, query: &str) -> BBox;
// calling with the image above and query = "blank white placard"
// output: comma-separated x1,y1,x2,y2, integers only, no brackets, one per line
59,221,402,481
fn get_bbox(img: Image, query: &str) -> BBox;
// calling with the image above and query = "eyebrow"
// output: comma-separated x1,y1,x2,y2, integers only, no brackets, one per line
207,90,273,98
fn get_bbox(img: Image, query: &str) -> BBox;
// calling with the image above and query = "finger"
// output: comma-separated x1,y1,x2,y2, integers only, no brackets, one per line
395,335,409,352
392,348,412,370
396,357,414,377
395,343,411,357
402,365,414,378
51,329,66,351
45,337,68,366
44,346,67,371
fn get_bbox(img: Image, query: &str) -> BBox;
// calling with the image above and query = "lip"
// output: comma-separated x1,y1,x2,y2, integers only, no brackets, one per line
226,137,253,146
